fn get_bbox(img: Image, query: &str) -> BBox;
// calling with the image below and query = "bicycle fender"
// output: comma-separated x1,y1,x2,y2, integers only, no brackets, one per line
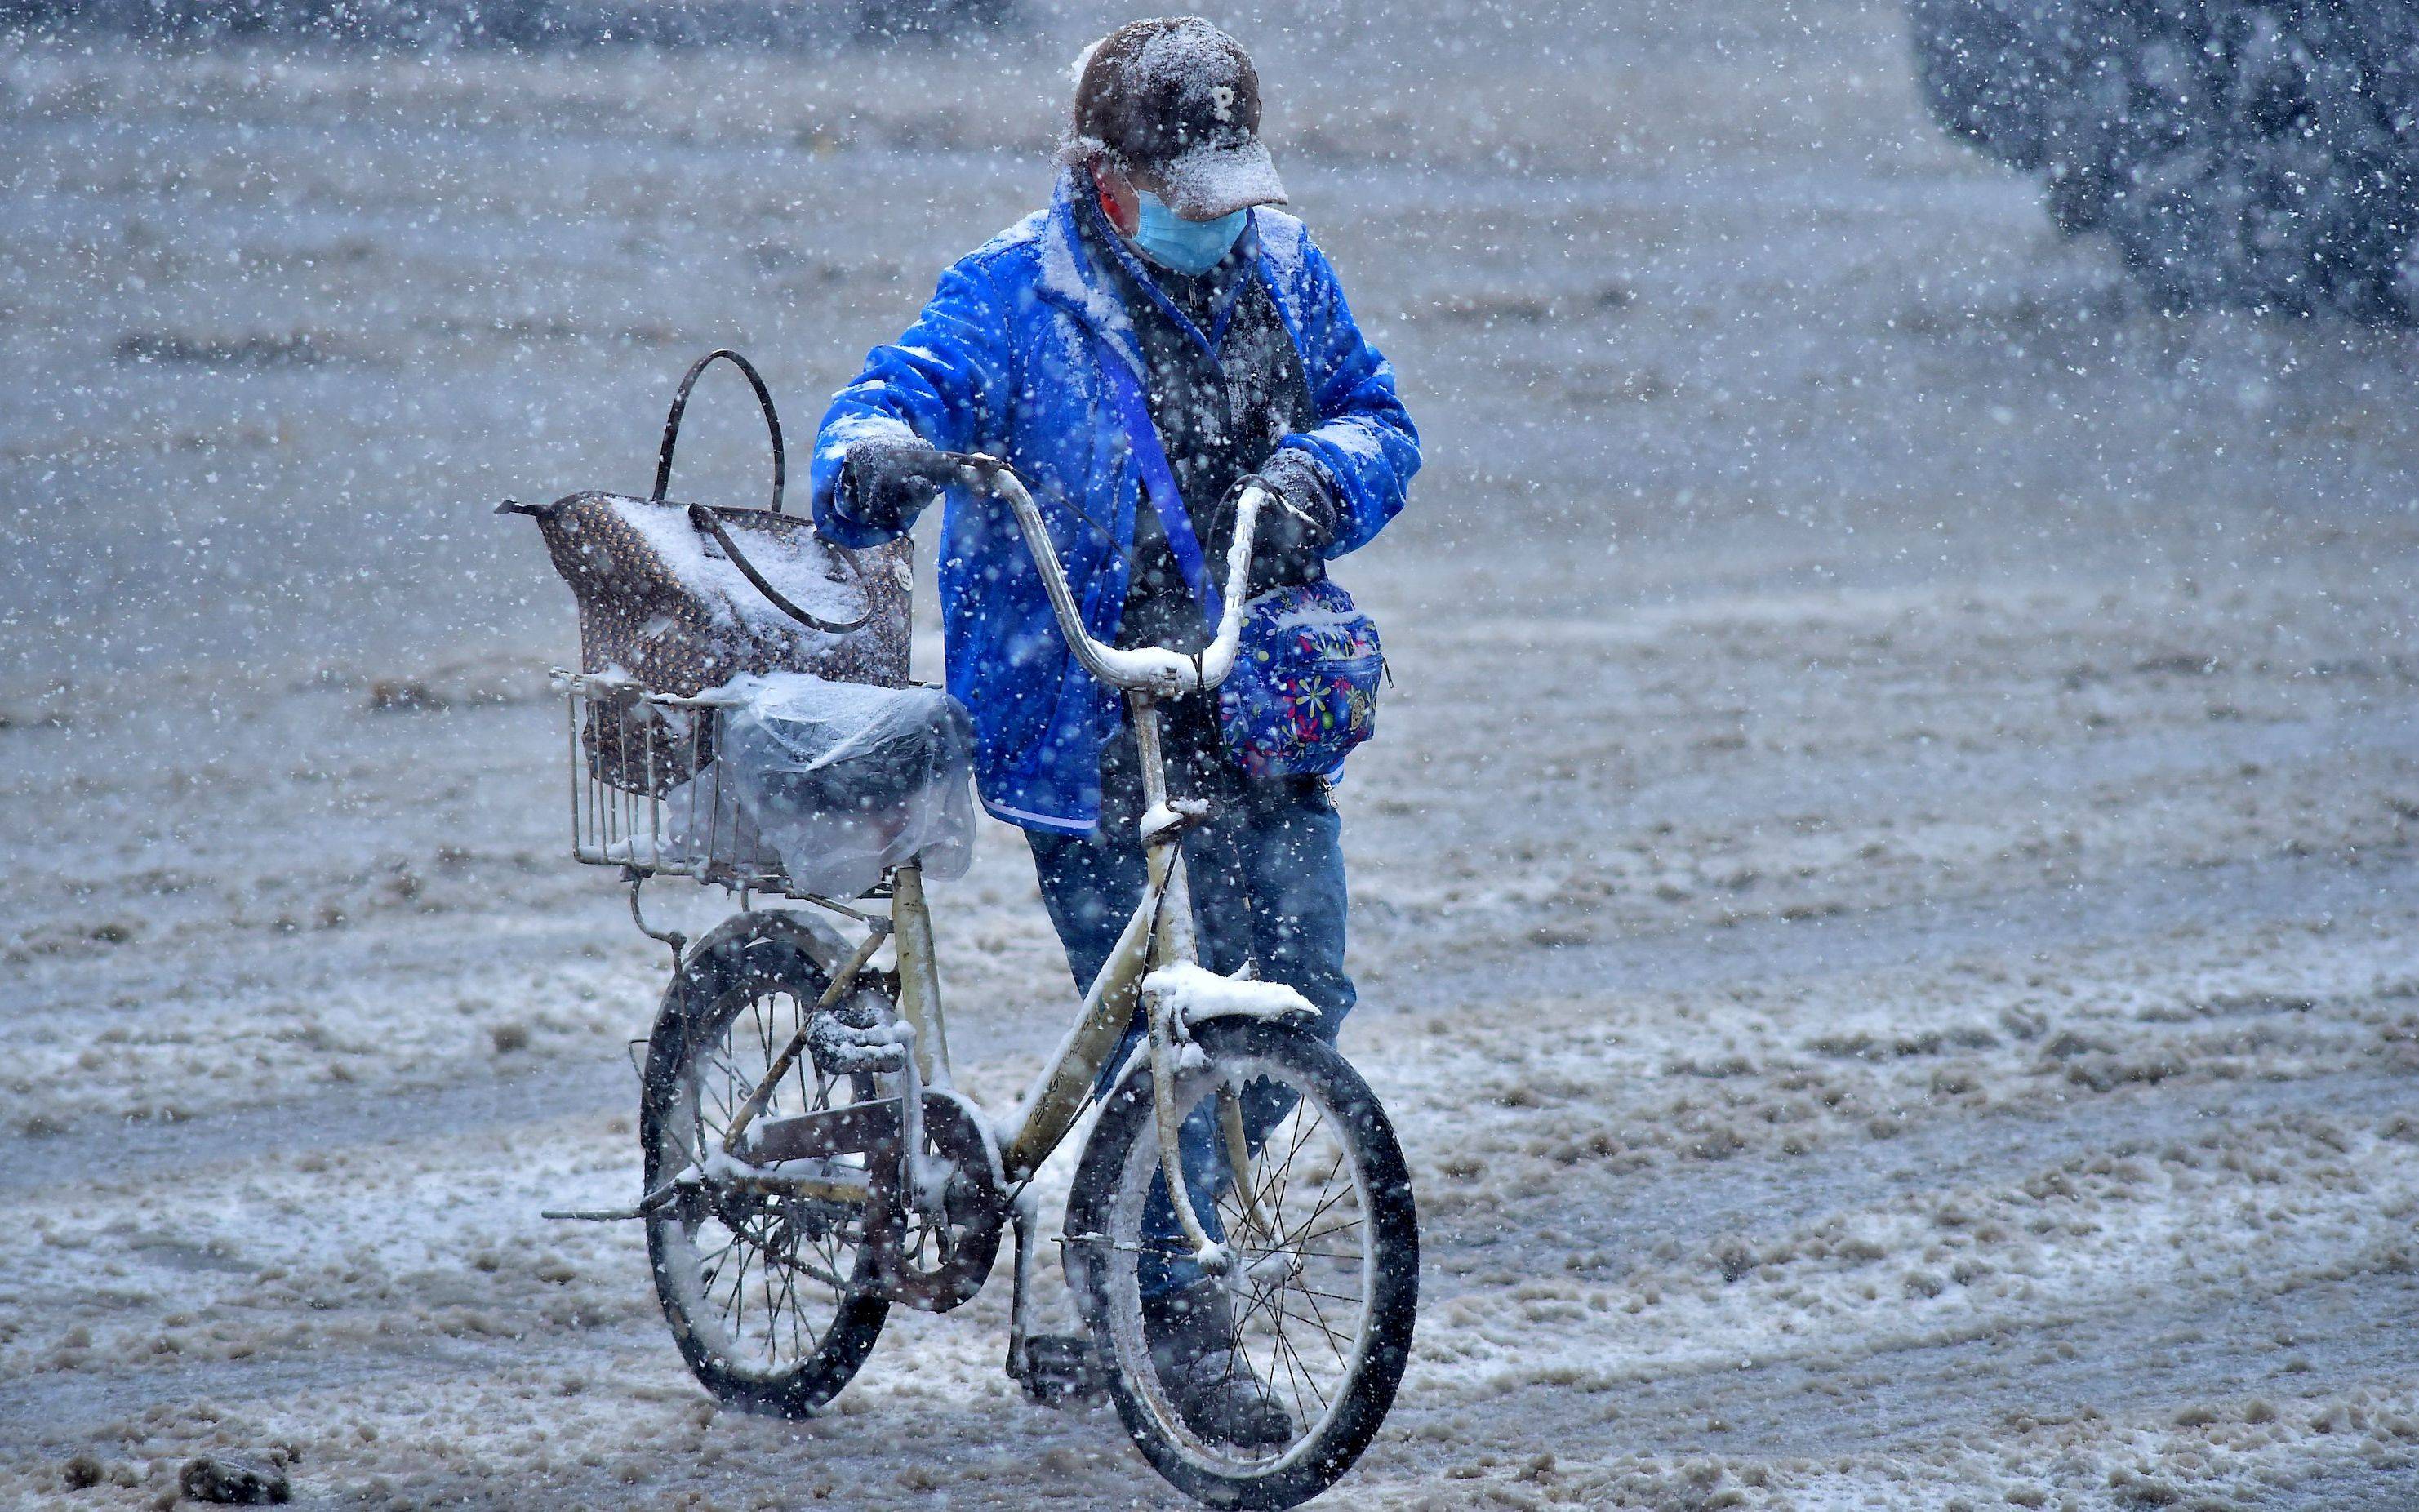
1140,962,1318,1033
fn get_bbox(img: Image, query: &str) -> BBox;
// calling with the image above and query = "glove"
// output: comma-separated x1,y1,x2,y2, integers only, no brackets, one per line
1229,449,1339,594
838,440,981,533
1257,447,1341,549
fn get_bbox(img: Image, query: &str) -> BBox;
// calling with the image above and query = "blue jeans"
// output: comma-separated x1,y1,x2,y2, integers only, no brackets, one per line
1027,773,1353,1297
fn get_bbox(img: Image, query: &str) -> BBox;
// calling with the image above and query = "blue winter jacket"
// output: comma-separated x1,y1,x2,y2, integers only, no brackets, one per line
811,171,1420,834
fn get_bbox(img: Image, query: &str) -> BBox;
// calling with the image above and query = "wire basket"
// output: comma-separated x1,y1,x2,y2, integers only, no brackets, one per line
554,668,794,895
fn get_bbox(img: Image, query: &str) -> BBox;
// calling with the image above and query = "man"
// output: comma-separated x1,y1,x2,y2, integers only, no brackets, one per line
810,16,1418,1445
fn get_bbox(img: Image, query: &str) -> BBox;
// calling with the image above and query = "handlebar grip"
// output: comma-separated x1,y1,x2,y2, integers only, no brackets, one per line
930,450,1008,484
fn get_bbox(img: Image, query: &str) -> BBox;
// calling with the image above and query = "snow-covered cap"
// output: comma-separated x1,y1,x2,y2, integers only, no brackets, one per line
1069,17,1287,220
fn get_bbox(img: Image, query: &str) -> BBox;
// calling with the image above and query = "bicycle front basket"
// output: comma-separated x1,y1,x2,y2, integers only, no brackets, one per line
503,349,912,796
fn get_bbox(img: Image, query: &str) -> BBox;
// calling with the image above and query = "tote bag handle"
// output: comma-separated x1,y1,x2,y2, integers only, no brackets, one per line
653,349,871,634
654,349,785,513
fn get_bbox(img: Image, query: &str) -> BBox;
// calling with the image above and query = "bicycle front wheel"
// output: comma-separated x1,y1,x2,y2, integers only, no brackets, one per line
1065,1019,1418,1510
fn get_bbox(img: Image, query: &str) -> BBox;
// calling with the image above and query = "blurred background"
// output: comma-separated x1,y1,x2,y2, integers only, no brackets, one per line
4,2,2417,1507
9,0,2418,695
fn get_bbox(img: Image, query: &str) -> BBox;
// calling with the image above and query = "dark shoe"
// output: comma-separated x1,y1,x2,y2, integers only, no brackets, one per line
1143,1282,1296,1451
1012,1331,1105,1407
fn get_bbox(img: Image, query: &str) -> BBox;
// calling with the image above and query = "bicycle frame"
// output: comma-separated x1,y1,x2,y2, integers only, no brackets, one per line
886,683,1198,1181
888,463,1281,1270
710,464,1293,1284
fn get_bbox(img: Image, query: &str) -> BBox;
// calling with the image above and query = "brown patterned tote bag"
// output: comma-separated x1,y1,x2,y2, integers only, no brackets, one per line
500,349,912,794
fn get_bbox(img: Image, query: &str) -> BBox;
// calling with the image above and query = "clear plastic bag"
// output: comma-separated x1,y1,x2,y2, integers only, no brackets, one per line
703,673,976,897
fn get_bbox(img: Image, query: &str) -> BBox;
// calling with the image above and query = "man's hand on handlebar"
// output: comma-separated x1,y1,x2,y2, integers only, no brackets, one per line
880,442,1007,489
840,442,1005,530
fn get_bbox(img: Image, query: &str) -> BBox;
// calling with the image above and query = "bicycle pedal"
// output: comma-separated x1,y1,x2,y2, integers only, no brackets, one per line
1013,1332,1103,1407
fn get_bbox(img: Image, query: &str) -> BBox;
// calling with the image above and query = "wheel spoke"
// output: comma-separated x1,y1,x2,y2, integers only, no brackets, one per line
1243,1249,1367,1268
724,1241,750,1332
1230,1276,1285,1341
783,1262,806,1359
1257,1099,1319,1220
1274,1105,1332,1215
1281,1146,1348,1223
1285,1281,1368,1308
1269,1301,1311,1428
759,1237,781,1349
1270,1292,1354,1360
1289,1274,1354,1361
1271,1314,1331,1412
1278,1180,1360,1252
1275,1216,1368,1256
1237,1107,1297,1222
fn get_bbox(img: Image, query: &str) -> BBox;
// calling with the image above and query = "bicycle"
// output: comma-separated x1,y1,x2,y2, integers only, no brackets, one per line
543,463,1418,1509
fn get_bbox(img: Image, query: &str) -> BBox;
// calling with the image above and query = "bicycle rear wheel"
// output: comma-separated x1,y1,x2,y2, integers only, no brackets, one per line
1065,1020,1418,1510
639,912,889,1416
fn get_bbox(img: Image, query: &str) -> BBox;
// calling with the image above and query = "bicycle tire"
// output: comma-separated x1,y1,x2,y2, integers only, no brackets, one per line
1064,1019,1418,1509
638,910,890,1416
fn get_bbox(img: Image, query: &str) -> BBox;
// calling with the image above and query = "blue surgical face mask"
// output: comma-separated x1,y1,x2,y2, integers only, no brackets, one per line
1130,191,1247,277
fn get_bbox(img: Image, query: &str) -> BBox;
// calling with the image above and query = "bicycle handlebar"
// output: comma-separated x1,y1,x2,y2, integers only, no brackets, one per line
939,455,1263,698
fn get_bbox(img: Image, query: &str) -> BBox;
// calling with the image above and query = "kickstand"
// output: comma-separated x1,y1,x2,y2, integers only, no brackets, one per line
1006,1187,1036,1376
1004,1189,1096,1406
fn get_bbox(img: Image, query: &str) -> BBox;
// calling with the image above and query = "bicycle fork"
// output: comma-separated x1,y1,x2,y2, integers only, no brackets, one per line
1131,692,1239,1281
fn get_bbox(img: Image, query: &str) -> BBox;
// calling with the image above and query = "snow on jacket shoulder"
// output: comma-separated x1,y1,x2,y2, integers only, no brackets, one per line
810,170,1419,835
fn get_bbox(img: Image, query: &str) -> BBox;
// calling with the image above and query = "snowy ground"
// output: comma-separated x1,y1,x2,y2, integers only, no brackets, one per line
6,2,2419,1506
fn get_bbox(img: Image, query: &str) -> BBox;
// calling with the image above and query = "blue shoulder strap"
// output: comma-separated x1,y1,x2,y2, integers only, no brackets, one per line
1096,340,1223,626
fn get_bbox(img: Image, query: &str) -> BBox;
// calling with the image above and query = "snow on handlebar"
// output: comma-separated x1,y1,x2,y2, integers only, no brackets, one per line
940,455,1263,698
